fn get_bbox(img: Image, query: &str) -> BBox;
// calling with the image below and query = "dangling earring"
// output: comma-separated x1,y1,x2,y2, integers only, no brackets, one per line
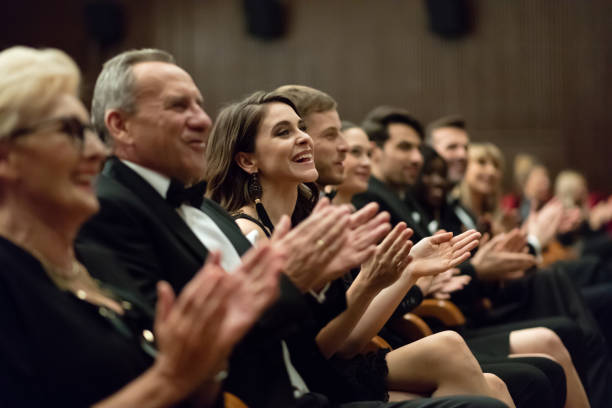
248,172,274,233
248,172,263,203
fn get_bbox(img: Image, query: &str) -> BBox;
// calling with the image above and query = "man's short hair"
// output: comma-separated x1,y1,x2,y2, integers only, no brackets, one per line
361,106,424,148
91,48,175,144
274,84,337,118
425,114,466,145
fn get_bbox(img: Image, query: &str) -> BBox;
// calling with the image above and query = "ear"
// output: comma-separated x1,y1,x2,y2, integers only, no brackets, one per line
235,152,258,174
0,142,18,182
370,141,383,165
105,110,132,145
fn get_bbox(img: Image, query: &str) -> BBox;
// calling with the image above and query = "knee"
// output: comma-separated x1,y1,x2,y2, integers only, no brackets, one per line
431,331,481,374
434,330,470,351
483,373,511,398
533,327,572,364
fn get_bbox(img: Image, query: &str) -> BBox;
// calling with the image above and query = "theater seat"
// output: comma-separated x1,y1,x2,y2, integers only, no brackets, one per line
224,392,249,408
390,299,466,342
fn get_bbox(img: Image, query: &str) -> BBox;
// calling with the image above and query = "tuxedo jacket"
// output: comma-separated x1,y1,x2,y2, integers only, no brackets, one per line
353,176,430,242
76,157,316,407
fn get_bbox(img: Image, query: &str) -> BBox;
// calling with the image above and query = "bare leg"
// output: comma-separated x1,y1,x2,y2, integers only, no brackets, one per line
385,331,515,407
510,327,590,408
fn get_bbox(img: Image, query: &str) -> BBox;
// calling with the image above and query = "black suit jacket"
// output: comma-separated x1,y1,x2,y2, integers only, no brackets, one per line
353,177,430,242
77,157,317,407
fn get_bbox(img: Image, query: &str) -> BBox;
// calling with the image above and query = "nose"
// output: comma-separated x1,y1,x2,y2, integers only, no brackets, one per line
83,130,109,163
187,105,213,132
411,148,424,167
337,133,349,154
296,129,313,146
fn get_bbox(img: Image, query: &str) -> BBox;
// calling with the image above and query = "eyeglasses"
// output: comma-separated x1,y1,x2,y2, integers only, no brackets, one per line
8,116,99,148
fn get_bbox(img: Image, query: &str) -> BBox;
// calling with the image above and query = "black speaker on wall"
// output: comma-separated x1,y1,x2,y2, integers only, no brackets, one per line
243,0,287,40
425,0,472,39
84,0,125,48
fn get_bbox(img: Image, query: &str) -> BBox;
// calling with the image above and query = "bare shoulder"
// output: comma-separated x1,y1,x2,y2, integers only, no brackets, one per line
235,218,270,244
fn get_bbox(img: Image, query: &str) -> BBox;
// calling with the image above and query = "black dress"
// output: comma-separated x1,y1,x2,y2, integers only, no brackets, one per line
0,236,157,407
233,213,391,403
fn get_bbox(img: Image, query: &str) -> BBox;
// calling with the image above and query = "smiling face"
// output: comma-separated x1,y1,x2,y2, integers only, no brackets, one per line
305,109,348,186
421,156,448,209
2,94,107,224
465,149,502,196
374,122,423,188
119,61,212,185
251,102,318,184
336,126,372,197
430,126,469,185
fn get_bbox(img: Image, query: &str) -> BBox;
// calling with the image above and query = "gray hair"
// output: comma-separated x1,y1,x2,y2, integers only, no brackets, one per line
0,46,80,139
91,48,175,144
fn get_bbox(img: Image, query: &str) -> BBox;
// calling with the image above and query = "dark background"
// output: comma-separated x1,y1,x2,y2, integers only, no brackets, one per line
2,0,611,192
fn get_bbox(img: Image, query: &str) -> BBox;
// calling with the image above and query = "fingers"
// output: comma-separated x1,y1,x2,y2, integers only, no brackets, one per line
154,281,175,329
351,212,392,250
479,232,491,248
312,197,330,213
377,222,407,253
271,214,291,242
451,230,481,251
349,202,380,227
450,229,478,245
429,231,453,245
449,251,472,267
500,252,537,270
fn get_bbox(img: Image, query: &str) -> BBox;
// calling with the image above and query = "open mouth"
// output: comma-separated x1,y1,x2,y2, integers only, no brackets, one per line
293,151,313,163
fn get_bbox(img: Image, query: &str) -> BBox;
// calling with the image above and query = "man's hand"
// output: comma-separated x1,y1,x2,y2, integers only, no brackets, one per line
471,233,537,281
408,229,481,278
152,247,281,398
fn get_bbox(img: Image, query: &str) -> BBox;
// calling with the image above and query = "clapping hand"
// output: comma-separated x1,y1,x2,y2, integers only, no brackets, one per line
408,229,481,278
271,199,391,292
359,222,414,293
152,246,284,397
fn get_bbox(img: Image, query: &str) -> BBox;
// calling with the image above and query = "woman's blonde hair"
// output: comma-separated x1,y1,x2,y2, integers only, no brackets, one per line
459,142,505,217
555,170,587,208
0,46,80,139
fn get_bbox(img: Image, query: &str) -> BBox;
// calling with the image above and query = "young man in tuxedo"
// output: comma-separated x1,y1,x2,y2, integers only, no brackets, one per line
77,50,508,408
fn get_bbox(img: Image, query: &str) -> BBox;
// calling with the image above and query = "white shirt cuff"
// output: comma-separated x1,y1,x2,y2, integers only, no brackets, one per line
308,282,331,303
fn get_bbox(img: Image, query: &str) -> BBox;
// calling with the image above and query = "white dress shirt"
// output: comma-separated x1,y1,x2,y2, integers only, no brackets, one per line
121,160,311,398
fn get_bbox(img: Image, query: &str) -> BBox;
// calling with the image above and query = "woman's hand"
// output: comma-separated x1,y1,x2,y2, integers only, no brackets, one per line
358,222,413,293
271,199,391,292
418,268,472,299
408,230,481,278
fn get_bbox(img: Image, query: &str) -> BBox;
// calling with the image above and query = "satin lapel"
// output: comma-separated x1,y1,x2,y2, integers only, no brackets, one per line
200,199,252,256
102,158,208,263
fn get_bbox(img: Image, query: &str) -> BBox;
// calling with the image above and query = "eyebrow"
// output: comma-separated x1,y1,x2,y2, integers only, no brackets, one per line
271,120,293,132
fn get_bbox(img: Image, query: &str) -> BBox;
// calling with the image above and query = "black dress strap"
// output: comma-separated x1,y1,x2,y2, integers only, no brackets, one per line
233,213,272,238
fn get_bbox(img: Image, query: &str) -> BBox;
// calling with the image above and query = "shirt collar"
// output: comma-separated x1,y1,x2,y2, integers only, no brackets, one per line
121,160,171,199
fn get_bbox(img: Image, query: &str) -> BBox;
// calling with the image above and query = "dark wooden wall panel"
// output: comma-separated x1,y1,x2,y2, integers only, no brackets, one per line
2,0,611,191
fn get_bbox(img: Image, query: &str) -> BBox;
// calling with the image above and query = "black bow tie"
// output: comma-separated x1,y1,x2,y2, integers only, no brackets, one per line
166,179,207,208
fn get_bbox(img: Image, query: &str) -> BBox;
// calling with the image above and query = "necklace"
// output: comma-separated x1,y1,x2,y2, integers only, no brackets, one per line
27,246,124,311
